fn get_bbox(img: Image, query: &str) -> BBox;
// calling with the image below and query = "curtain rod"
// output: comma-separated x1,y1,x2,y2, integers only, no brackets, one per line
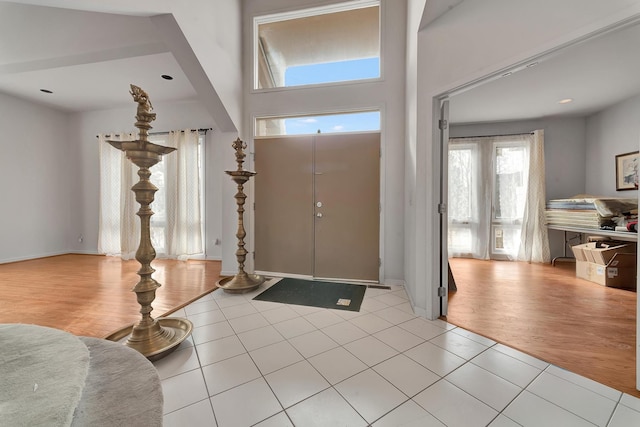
450,131,535,139
96,128,212,138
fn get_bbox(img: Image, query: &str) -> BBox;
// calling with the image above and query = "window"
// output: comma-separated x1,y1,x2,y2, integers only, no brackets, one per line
149,159,167,253
448,135,531,260
492,144,527,257
147,134,205,256
255,111,380,137
98,131,205,260
447,143,476,256
254,0,380,89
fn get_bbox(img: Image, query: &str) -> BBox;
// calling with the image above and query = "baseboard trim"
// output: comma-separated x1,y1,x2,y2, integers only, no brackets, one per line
0,251,71,265
69,250,100,255
382,279,405,287
411,305,428,318
254,271,309,280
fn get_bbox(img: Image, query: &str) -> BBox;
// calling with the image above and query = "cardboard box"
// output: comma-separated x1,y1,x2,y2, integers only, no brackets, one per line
571,242,637,289
571,241,636,262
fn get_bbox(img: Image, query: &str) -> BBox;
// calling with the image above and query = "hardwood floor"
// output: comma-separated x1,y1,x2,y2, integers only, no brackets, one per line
0,254,221,339
446,257,638,397
2,254,636,397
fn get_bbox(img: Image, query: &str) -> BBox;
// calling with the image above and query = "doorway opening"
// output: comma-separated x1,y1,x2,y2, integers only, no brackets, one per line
434,14,640,396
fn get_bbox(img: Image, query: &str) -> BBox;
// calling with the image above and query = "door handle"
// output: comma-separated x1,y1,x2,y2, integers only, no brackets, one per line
316,212,323,218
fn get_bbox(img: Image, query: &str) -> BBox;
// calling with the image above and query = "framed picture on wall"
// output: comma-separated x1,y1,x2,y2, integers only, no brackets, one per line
615,151,639,191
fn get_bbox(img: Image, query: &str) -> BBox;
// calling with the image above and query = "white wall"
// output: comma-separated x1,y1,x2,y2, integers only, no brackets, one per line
586,94,640,196
240,0,407,283
167,0,244,131
0,93,72,263
0,95,228,263
67,99,222,259
450,117,587,259
404,0,428,316
408,0,640,319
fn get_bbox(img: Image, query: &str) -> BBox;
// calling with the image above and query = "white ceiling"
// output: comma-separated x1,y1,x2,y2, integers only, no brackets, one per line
1,1,639,123
449,19,640,124
0,1,197,112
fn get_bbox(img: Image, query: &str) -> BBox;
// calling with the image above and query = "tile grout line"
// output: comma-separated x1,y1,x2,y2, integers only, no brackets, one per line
164,284,640,426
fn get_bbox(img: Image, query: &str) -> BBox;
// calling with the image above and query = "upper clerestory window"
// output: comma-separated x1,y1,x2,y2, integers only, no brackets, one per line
254,0,380,90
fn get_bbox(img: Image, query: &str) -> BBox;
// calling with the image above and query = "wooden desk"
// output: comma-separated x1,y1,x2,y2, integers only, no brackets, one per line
547,225,638,265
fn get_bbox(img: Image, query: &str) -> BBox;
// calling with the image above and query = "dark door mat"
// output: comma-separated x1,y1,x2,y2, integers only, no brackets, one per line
253,278,367,312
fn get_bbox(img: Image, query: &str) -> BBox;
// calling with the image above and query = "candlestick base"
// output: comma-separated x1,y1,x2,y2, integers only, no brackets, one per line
105,317,193,361
217,273,265,294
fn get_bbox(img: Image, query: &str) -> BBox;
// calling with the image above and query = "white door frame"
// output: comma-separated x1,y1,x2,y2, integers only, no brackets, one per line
438,99,449,315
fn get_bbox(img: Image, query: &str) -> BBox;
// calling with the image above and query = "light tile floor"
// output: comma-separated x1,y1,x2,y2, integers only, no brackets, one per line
155,280,640,426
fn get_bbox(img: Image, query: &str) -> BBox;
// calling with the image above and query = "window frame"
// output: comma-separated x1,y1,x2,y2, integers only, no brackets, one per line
254,109,381,137
252,0,382,92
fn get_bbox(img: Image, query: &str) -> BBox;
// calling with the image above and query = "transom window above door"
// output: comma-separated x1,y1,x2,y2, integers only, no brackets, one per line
255,111,380,137
254,0,380,90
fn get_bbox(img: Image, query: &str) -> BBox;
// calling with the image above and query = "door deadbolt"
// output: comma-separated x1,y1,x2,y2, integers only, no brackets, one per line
316,201,323,208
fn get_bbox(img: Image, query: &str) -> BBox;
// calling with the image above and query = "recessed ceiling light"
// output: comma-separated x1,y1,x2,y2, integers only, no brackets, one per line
161,74,174,80
40,89,53,94
558,98,573,104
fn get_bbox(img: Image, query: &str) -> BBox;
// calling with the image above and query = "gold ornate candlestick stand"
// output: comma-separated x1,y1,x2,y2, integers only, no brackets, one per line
217,138,265,293
105,85,192,361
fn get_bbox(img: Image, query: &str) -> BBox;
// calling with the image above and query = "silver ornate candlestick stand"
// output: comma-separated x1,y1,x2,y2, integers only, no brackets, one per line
105,85,192,361
217,138,265,293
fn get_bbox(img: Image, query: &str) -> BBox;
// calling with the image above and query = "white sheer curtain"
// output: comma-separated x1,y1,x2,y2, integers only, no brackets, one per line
97,132,138,257
162,130,203,260
448,132,549,262
98,130,203,260
447,140,492,259
517,130,550,263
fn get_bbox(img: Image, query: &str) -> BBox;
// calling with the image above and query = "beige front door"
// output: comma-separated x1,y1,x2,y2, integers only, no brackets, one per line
254,132,380,281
